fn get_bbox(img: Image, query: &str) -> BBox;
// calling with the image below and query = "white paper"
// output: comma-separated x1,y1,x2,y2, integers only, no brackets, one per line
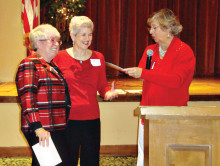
115,89,127,94
125,89,142,94
105,62,124,71
32,137,62,166
97,89,126,95
90,59,101,66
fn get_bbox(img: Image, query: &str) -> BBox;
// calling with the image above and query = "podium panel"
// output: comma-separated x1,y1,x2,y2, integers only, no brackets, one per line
167,144,211,166
135,106,220,166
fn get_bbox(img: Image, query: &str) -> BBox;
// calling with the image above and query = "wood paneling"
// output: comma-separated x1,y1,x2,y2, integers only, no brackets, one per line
136,106,220,166
167,144,212,166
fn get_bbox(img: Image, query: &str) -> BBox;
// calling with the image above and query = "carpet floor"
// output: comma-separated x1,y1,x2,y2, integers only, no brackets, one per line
0,156,137,166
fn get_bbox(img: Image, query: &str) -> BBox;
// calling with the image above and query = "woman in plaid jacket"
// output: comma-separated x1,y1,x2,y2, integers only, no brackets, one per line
16,24,71,166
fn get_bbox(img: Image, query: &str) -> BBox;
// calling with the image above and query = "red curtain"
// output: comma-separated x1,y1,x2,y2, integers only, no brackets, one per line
84,0,219,77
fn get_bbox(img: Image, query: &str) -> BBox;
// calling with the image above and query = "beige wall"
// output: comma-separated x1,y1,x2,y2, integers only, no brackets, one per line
0,101,220,147
0,102,140,147
0,0,27,82
100,102,139,145
0,103,28,147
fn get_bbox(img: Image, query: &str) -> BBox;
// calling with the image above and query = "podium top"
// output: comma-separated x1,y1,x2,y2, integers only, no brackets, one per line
134,106,220,120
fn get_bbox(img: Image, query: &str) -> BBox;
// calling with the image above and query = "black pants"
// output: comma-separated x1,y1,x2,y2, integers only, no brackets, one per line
24,130,71,166
66,119,101,166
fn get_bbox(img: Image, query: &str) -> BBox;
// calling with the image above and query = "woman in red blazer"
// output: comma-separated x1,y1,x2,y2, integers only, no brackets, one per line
123,9,195,166
16,24,71,166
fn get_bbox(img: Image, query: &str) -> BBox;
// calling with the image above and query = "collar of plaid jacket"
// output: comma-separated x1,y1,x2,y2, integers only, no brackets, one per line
32,52,60,76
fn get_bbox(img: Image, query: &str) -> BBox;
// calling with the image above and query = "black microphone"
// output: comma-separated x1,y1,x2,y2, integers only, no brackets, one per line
146,49,153,69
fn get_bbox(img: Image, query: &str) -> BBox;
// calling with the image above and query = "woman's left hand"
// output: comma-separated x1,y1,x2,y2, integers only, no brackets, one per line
104,81,118,101
122,67,142,78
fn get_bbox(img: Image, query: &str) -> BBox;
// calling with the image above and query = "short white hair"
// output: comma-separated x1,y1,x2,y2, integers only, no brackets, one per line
69,16,94,35
29,24,60,51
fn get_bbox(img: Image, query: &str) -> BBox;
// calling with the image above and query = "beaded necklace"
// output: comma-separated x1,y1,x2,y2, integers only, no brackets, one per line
159,45,167,57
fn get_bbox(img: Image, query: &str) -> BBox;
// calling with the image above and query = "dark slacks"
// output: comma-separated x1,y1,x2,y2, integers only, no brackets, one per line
24,129,71,166
66,119,101,166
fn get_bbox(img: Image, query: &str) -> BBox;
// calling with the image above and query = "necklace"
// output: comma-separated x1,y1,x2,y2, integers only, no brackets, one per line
72,48,88,62
159,45,167,57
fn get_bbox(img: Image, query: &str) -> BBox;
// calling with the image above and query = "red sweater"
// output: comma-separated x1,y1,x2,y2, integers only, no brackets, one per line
138,37,195,106
54,50,110,120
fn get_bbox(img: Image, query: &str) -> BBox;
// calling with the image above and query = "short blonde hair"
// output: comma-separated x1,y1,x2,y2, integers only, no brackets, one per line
69,16,94,35
29,24,60,51
147,8,183,36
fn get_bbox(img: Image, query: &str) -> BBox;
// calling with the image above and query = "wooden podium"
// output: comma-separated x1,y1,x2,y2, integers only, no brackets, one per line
134,106,220,166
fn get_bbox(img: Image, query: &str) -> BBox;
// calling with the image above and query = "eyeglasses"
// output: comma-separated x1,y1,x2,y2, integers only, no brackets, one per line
147,26,159,32
39,38,62,45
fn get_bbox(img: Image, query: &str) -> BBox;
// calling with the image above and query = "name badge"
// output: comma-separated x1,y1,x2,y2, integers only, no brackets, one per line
90,59,101,66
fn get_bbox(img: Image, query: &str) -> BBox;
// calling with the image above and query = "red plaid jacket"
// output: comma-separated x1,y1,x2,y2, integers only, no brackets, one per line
16,53,71,132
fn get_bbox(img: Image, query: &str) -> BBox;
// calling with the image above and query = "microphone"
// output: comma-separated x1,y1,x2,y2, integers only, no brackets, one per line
146,49,153,69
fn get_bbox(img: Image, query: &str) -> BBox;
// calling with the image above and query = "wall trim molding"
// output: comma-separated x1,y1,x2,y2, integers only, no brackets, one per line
0,145,138,157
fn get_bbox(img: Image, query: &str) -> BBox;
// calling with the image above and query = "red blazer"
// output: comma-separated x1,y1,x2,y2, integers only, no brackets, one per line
138,37,195,106
16,53,71,132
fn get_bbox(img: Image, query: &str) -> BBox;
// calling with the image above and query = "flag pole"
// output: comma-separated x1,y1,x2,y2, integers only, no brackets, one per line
22,0,39,56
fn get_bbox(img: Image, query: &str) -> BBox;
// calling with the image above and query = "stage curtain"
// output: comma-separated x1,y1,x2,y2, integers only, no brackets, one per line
84,0,219,77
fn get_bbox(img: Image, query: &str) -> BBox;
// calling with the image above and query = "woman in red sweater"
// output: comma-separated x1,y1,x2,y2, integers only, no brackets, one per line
53,16,118,166
123,9,195,166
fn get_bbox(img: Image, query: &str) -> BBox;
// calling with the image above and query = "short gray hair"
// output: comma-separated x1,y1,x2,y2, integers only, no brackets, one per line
69,16,94,35
147,8,183,36
29,24,60,51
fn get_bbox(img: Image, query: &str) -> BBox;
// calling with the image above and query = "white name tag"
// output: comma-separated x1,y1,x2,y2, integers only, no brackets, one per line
90,59,101,66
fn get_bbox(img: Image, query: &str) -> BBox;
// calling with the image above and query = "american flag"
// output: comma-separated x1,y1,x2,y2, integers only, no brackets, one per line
22,0,39,53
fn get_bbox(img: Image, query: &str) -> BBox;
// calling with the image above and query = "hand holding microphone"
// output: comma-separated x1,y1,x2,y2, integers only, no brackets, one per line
122,49,153,78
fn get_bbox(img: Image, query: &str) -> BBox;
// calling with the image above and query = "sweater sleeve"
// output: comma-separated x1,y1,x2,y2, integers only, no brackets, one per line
16,59,42,131
138,49,148,68
140,45,195,89
97,54,111,97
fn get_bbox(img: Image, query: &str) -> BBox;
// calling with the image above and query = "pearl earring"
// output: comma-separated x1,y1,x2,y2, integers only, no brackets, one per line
168,33,170,38
72,41,74,46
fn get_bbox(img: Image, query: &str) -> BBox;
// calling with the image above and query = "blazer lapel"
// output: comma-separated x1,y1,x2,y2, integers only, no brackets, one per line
35,53,61,78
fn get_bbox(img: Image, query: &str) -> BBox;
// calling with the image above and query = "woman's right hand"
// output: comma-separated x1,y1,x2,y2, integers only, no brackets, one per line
104,81,118,101
35,128,50,147
122,67,143,78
